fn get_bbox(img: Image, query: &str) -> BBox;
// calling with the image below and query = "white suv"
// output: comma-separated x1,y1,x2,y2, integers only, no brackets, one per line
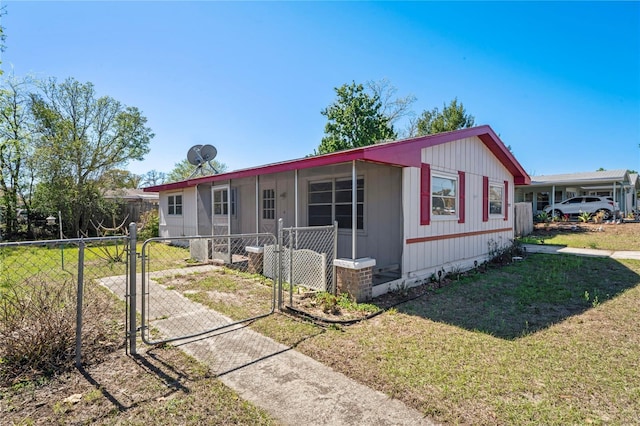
543,196,619,220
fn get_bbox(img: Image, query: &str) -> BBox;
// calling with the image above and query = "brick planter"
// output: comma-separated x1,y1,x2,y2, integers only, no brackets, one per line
334,258,376,302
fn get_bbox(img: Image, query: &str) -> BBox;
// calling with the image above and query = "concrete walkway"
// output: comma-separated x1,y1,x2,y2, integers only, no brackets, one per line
523,244,640,260
99,267,435,426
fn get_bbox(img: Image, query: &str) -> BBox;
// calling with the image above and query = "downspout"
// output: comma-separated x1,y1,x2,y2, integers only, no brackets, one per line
352,160,357,260
551,185,555,217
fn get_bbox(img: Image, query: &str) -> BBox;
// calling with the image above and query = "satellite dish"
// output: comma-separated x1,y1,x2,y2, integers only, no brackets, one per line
200,144,217,162
186,144,219,178
187,144,204,166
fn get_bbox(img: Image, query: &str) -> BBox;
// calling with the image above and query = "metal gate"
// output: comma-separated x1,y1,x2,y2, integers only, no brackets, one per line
127,221,336,351
138,233,277,346
279,221,338,310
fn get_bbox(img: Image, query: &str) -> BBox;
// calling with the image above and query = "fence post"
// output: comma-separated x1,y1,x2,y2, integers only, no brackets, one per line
333,221,338,295
128,223,137,355
289,228,293,307
75,239,85,368
277,218,283,311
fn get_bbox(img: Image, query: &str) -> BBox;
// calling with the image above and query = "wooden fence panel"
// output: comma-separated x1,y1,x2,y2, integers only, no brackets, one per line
514,202,533,236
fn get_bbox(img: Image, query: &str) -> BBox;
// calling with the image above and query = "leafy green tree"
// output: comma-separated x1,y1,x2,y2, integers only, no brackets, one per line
141,169,166,187
414,98,475,136
166,158,228,183
99,169,142,189
0,75,35,238
317,81,396,154
30,77,154,236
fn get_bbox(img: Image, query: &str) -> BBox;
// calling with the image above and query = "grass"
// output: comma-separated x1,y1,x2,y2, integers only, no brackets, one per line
3,235,640,424
0,242,191,292
520,222,640,251
292,255,640,425
0,242,279,425
156,252,640,424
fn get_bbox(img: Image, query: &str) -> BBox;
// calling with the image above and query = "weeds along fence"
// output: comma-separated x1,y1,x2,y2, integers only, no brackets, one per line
0,232,131,383
0,220,338,381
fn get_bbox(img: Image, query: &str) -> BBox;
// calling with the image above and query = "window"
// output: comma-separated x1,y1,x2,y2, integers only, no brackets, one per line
213,189,228,215
431,174,457,217
489,184,503,215
212,187,236,216
537,192,549,211
168,194,182,215
308,178,364,229
262,189,275,220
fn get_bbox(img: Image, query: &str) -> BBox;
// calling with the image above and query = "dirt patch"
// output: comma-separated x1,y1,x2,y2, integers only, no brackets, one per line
532,221,640,237
0,344,276,425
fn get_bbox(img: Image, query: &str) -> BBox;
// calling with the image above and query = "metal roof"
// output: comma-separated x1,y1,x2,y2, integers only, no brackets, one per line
528,169,630,186
144,125,531,193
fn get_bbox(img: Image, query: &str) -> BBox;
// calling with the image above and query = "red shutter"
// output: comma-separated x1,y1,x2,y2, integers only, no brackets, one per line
504,180,509,221
458,171,466,224
482,176,489,222
420,163,431,225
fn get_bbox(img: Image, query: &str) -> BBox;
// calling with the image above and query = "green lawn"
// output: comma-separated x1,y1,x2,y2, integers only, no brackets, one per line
519,222,640,251
3,242,639,425
293,255,640,425
180,253,640,425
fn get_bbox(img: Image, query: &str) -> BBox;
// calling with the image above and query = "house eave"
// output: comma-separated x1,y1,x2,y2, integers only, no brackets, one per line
143,125,530,192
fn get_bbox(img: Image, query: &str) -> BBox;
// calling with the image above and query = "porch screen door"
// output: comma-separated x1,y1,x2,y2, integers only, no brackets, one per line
212,186,230,236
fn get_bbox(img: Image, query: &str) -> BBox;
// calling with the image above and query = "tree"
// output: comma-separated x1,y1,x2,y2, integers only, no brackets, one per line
317,81,396,154
0,75,35,238
414,98,475,136
99,169,142,189
366,78,416,131
166,158,228,183
141,169,167,187
30,77,154,236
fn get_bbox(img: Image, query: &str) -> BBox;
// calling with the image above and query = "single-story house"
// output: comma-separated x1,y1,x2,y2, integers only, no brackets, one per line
144,125,530,299
514,169,638,217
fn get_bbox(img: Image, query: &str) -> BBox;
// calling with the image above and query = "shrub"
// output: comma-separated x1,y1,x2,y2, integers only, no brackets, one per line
0,276,120,385
138,209,159,240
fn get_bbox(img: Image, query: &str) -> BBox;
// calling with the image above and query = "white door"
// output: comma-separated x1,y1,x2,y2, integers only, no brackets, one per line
211,186,231,263
212,186,230,236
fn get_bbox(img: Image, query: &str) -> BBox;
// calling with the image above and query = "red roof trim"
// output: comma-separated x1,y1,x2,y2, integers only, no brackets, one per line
144,125,530,192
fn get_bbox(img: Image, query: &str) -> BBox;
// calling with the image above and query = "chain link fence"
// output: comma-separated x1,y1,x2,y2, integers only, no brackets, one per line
1,220,338,379
138,233,278,345
279,221,338,311
0,235,129,382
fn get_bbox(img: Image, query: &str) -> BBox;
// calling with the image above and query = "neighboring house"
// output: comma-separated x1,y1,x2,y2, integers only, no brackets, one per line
144,125,530,297
103,188,159,224
514,169,638,217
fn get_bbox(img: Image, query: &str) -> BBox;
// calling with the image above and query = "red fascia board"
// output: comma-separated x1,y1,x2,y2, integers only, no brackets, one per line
143,125,531,192
144,150,367,192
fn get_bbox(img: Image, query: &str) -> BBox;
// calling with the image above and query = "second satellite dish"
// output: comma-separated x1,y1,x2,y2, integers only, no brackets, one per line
186,144,219,178
200,145,217,162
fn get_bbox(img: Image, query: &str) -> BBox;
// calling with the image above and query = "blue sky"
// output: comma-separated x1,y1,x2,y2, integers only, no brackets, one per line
2,1,639,178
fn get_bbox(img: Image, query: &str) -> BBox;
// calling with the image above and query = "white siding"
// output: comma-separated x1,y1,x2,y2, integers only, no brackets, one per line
402,136,515,279
158,187,198,238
